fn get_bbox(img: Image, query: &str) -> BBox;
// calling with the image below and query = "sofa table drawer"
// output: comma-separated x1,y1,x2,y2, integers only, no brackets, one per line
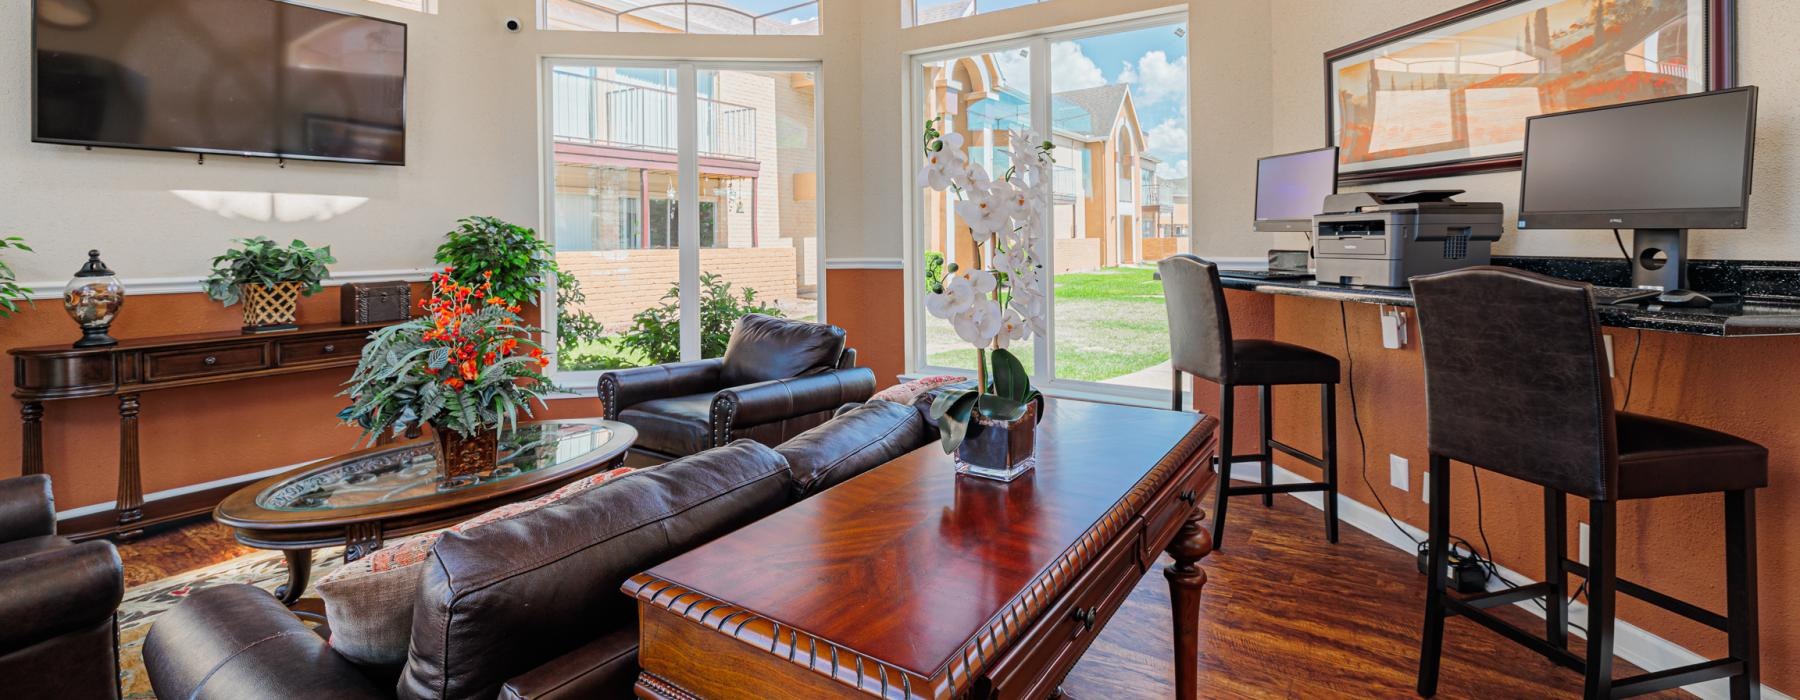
144,345,269,382
277,335,368,367
985,523,1143,699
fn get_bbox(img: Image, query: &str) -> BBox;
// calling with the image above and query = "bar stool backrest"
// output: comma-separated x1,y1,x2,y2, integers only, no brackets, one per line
1410,266,1621,500
1160,254,1234,384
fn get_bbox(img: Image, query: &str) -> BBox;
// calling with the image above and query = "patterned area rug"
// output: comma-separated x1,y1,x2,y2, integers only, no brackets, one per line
119,547,349,699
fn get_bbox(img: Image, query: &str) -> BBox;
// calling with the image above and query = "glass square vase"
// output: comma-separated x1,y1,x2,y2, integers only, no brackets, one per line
954,401,1038,482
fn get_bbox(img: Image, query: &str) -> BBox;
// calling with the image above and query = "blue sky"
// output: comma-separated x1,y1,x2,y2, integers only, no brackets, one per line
1063,23,1191,178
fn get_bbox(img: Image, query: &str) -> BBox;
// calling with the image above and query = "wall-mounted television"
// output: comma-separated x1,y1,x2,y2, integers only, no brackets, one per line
33,0,407,165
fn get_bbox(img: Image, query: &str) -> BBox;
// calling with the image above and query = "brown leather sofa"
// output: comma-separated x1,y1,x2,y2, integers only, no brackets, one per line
0,474,125,700
598,314,879,459
144,400,934,700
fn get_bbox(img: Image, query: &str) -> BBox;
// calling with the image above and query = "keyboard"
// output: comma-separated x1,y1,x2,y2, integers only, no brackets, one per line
1591,286,1662,305
1218,269,1315,282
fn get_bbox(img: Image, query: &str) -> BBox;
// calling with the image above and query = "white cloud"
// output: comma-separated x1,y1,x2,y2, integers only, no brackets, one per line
1156,159,1189,180
993,43,1106,91
1119,51,1188,107
1145,118,1188,158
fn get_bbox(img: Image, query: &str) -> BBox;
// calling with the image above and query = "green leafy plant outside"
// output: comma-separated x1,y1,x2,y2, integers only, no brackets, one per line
0,236,33,318
614,273,784,365
201,237,335,307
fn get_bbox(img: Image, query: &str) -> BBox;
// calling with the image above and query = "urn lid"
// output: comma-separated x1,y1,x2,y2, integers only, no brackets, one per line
74,250,115,278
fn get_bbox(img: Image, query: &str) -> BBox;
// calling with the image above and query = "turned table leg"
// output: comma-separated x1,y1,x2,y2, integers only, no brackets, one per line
21,401,44,476
116,394,144,528
275,549,314,606
1164,505,1214,700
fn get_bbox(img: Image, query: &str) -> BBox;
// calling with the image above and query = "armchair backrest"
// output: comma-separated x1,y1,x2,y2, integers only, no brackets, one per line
399,441,795,700
720,314,848,386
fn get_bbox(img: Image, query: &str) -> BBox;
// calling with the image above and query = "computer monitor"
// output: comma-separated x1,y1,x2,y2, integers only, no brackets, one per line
1517,86,1758,303
1254,146,1339,232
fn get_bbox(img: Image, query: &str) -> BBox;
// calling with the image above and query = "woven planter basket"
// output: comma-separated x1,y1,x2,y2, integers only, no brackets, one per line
242,281,303,331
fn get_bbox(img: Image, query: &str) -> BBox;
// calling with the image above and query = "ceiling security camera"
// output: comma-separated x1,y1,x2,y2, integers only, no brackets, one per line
505,18,522,32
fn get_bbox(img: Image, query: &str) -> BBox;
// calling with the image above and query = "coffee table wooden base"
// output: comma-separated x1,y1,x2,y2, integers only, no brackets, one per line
274,549,315,606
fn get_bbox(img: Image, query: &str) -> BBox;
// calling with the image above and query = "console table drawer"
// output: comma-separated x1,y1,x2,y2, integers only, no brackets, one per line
144,345,269,382
986,521,1142,698
277,335,368,367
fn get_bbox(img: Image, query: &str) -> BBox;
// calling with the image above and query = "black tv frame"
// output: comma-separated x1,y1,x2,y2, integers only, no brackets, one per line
1253,146,1339,233
29,0,409,166
1516,86,1757,232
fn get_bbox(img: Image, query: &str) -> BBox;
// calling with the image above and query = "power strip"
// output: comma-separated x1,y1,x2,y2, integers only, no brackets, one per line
1416,540,1492,594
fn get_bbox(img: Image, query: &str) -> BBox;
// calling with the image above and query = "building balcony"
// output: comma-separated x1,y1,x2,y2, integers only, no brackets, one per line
552,72,759,161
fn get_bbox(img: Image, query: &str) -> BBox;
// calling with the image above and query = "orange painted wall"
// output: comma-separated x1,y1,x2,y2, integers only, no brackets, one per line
0,287,608,513
1189,290,1277,451
1259,295,1796,693
826,268,906,387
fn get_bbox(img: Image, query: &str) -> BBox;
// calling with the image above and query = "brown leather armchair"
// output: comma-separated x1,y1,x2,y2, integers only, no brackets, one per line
598,314,877,458
0,475,125,700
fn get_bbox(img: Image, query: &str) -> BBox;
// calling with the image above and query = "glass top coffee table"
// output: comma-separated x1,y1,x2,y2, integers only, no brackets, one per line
216,419,636,605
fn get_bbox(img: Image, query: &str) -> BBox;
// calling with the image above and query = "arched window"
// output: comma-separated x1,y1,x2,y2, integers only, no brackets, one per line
543,1,820,36
905,0,1044,28
367,0,435,13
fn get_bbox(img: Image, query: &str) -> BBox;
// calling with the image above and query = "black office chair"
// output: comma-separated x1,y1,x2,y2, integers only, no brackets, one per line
1411,267,1764,699
1159,254,1341,548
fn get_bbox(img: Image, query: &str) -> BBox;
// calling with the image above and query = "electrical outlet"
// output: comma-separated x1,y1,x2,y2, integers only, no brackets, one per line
1389,454,1409,491
1603,335,1616,377
1579,522,1591,565
1421,471,1430,503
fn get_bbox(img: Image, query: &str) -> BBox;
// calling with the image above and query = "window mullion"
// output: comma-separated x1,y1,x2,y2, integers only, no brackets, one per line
677,64,702,361
1030,36,1054,384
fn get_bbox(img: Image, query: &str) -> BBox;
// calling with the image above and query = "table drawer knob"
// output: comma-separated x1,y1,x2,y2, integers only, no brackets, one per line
323,344,337,354
203,356,218,366
1179,489,1198,505
1072,606,1098,631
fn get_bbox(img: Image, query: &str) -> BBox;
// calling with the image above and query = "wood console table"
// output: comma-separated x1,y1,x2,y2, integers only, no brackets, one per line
630,399,1220,699
11,322,392,540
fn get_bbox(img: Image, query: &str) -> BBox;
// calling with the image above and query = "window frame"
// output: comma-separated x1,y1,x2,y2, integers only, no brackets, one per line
902,10,1192,408
540,0,823,36
539,57,828,391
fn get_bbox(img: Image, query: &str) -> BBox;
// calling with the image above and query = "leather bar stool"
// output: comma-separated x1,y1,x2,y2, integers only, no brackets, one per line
1159,254,1341,548
1411,267,1765,699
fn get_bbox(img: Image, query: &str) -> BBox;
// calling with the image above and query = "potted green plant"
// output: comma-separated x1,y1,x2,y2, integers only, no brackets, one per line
434,216,606,366
201,237,335,333
0,236,33,319
339,270,558,481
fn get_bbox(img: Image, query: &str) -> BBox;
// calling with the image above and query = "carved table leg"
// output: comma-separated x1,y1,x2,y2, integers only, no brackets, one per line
21,401,44,476
1164,506,1214,700
344,521,385,563
275,549,313,606
116,394,144,530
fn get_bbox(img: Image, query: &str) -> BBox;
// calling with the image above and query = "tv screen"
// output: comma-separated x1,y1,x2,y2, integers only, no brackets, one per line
1518,87,1756,230
1254,147,1337,232
33,0,407,165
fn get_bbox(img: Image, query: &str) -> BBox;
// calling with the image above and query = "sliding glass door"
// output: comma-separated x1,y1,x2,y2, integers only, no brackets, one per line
909,13,1190,401
543,60,822,379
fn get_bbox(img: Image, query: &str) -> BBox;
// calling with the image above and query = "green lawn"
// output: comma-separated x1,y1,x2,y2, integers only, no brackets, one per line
927,266,1169,383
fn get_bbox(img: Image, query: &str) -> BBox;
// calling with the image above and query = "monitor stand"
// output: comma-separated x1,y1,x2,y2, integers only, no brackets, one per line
1632,228,1716,308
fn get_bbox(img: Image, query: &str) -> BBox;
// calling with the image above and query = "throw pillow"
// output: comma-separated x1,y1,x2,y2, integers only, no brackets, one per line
315,465,636,667
870,375,964,407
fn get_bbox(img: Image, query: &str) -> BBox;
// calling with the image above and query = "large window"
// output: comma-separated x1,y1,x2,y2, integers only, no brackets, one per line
910,14,1189,401
905,0,1041,27
545,61,822,378
543,1,820,36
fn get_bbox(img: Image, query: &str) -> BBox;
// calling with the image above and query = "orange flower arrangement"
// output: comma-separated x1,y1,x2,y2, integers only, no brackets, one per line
340,269,559,443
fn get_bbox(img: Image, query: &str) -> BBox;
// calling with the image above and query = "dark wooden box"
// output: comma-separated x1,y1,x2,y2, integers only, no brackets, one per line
340,281,412,325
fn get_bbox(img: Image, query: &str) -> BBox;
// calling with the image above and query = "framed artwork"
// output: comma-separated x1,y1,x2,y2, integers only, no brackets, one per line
1325,0,1736,184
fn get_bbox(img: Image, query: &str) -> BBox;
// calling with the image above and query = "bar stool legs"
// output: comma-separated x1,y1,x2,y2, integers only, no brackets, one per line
1207,381,1340,550
1259,386,1274,508
1211,386,1235,548
1322,384,1339,544
1584,500,1618,699
1544,487,1570,650
1726,490,1761,700
1417,454,1451,698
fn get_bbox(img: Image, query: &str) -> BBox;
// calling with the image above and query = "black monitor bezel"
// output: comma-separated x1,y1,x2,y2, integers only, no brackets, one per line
1253,146,1339,232
29,0,410,167
1516,86,1756,231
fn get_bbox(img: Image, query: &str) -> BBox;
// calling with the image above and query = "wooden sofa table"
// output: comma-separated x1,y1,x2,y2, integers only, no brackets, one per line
628,399,1220,699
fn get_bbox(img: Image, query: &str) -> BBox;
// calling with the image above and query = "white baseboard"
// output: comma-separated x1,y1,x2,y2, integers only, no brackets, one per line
1224,458,1788,700
54,461,311,520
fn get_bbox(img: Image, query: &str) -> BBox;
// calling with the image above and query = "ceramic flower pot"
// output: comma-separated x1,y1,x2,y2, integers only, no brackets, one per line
955,400,1038,482
434,427,498,482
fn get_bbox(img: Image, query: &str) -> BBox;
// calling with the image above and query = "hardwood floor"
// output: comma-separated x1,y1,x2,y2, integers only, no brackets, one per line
117,481,1684,699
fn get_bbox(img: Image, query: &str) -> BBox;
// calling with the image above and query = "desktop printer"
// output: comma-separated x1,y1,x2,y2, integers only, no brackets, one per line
1311,190,1503,288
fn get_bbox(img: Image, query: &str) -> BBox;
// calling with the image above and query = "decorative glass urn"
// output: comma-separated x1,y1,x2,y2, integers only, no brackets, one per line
63,250,124,348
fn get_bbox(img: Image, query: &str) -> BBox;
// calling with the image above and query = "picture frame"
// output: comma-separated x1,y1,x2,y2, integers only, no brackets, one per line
1325,0,1737,185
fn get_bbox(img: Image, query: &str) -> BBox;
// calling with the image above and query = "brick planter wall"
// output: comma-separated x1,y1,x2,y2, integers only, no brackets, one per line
557,247,801,331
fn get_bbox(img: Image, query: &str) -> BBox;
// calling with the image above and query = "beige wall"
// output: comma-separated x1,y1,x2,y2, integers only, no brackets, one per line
1259,0,1800,262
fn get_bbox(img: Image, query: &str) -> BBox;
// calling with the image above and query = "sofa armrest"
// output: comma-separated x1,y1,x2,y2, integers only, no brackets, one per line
0,475,55,543
597,359,725,417
0,539,121,655
713,367,878,441
837,347,859,370
499,625,639,699
145,585,386,700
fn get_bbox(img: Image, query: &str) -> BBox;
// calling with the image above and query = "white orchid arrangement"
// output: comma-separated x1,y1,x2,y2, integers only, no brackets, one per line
918,118,1054,451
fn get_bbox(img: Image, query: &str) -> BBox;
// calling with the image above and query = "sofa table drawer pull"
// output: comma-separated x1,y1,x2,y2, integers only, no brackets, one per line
322,344,336,354
1072,606,1098,632
203,356,218,366
1179,489,1198,505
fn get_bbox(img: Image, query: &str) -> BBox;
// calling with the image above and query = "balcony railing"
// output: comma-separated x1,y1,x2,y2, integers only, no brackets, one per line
553,71,759,160
1053,164,1080,201
1142,184,1175,207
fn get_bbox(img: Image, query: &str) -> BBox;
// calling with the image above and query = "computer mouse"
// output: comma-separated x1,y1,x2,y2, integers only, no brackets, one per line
1655,289,1713,308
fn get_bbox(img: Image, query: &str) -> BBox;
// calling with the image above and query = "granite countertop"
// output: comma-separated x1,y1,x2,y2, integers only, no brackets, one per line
1216,257,1800,338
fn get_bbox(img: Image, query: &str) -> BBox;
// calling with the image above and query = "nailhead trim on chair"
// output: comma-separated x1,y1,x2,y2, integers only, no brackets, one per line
711,394,739,448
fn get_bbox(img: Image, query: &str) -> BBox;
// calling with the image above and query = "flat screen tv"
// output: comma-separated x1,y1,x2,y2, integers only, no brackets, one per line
33,0,407,165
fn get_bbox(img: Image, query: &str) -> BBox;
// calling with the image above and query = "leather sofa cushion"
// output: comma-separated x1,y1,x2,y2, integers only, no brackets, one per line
0,534,71,562
498,624,639,699
720,314,847,386
399,441,795,700
619,393,715,457
778,401,933,499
